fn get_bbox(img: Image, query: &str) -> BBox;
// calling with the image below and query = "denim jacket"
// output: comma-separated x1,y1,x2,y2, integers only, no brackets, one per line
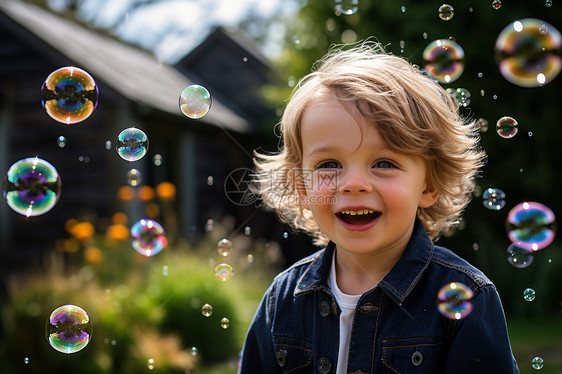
239,221,519,373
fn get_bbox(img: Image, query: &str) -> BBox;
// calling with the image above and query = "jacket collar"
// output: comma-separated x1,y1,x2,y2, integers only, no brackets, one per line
294,220,433,303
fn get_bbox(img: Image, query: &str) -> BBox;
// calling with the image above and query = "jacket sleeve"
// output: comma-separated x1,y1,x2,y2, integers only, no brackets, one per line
443,284,519,373
238,283,282,374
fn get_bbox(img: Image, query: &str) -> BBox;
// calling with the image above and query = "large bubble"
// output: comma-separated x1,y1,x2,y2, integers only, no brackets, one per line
45,304,92,354
437,282,473,320
179,85,211,119
131,219,167,257
41,66,98,124
3,157,61,217
116,128,149,162
423,39,465,83
506,201,556,251
495,18,562,87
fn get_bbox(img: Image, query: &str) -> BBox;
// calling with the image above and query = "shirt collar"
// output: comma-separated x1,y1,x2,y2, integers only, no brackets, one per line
295,220,433,302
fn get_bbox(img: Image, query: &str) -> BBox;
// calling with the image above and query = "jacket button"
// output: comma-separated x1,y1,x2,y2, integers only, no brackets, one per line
411,350,423,366
318,357,332,373
276,349,287,367
319,301,331,317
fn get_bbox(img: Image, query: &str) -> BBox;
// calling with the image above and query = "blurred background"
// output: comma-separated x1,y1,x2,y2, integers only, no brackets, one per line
0,0,561,373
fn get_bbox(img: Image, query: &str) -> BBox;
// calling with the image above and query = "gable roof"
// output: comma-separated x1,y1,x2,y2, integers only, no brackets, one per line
0,0,250,132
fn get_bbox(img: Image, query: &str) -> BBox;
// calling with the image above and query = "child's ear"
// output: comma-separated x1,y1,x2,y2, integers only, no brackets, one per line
290,169,310,210
419,182,439,208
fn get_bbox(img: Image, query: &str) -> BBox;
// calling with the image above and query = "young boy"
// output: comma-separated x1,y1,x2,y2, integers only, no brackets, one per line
239,42,519,373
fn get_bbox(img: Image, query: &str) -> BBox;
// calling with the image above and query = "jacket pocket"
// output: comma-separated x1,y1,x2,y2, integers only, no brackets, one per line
272,335,313,373
381,336,444,373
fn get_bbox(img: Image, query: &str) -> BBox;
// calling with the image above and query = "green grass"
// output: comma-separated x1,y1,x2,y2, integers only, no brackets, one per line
508,315,562,374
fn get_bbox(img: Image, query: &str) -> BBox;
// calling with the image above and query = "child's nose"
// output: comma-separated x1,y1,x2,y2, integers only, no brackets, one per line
338,170,372,193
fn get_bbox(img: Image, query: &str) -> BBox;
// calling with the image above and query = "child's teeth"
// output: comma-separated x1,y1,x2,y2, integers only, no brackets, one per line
342,209,375,215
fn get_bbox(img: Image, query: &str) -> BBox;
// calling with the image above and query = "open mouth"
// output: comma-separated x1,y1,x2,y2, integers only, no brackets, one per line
336,209,381,225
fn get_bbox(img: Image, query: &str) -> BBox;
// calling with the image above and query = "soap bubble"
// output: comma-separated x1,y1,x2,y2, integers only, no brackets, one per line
532,356,544,370
126,169,142,186
45,304,92,354
496,116,518,138
116,128,149,161
131,219,167,257
24,357,30,364
475,118,489,132
220,317,230,329
506,202,556,251
201,303,213,317
191,347,198,356
57,136,67,148
334,0,358,15
482,188,506,210
447,87,471,107
495,18,562,87
437,282,473,320
41,66,98,124
215,263,233,281
147,358,155,370
438,4,454,21
217,238,232,256
3,157,61,217
423,39,465,83
507,243,534,268
179,85,211,119
523,288,536,301
492,0,501,9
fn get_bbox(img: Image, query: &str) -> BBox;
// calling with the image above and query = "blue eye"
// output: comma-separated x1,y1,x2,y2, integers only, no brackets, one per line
317,160,340,169
374,160,396,168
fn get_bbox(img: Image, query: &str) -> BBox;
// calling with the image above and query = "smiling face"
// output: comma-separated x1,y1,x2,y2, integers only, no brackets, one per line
298,94,439,258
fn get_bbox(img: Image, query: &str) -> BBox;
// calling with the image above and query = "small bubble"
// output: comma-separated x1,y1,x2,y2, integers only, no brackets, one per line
191,347,198,356
524,288,536,302
242,57,248,62
422,32,428,40
472,243,479,251
220,317,230,329
438,4,454,21
206,176,214,186
478,72,483,78
247,254,254,263
283,232,289,239
130,219,167,257
215,263,233,281
528,131,533,137
179,85,211,119
401,5,406,12
545,0,553,7
423,39,465,84
126,169,142,186
492,0,501,9
24,357,30,364
217,238,232,256
147,358,155,370
57,136,67,148
437,282,473,320
476,118,489,132
201,303,213,317
153,154,162,166
244,226,251,235
162,265,169,276
493,94,498,100
116,128,149,161
532,356,544,370
104,140,112,150
507,243,534,268
205,218,214,232
496,116,518,138
482,188,506,210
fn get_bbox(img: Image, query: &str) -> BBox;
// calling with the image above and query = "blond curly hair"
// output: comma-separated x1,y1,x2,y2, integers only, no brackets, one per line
254,41,484,246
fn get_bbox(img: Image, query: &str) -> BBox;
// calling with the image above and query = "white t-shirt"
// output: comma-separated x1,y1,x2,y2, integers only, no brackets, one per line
327,253,362,374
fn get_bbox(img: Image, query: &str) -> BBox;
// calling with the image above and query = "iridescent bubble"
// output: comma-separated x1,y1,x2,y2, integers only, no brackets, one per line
495,18,562,87
57,136,67,148
423,39,465,83
191,347,198,356
447,88,471,107
45,304,92,354
496,116,518,138
215,263,233,281
334,0,358,15
116,128,148,162
532,356,544,370
507,243,534,268
438,4,454,21
401,5,406,12
492,0,502,9
283,232,289,239
437,282,473,320
201,303,213,317
506,202,556,251
523,288,536,301
126,169,142,187
24,357,30,364
41,67,98,125
130,219,167,257
3,157,61,217
179,85,211,119
220,317,230,329
217,238,232,257
482,188,506,210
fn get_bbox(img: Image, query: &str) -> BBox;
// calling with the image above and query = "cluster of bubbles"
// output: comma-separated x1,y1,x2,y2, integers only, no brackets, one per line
436,282,473,320
45,304,92,354
423,39,465,83
130,219,168,257
495,18,561,87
